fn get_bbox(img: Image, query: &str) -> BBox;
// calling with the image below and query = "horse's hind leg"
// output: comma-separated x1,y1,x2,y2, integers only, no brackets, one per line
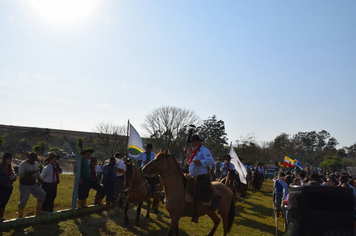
207,210,221,236
135,202,142,224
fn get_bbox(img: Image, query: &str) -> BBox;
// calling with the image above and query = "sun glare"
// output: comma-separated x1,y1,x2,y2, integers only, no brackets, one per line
28,0,98,25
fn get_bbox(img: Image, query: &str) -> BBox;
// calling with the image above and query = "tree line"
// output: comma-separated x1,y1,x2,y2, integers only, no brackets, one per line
0,106,355,170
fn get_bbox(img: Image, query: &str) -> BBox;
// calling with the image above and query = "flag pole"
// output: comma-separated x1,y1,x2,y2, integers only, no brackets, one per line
126,120,130,155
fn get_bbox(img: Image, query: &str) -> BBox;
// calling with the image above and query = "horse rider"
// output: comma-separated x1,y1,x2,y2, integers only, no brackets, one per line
220,155,236,180
257,163,264,174
256,163,265,181
184,134,215,223
127,143,157,197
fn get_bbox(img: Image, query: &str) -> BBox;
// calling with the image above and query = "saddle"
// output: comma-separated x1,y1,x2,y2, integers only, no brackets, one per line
184,173,217,206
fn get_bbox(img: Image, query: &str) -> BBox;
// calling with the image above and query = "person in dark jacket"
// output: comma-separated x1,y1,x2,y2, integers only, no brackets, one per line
0,153,17,222
101,157,117,210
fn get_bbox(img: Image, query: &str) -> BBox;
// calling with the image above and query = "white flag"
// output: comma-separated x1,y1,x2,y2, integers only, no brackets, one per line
128,124,145,154
229,144,247,185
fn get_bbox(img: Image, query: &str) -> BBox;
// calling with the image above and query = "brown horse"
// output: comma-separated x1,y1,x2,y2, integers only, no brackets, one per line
124,161,152,225
142,151,235,236
220,168,238,203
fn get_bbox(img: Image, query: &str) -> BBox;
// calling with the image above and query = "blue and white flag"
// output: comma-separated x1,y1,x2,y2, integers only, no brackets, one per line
295,160,303,170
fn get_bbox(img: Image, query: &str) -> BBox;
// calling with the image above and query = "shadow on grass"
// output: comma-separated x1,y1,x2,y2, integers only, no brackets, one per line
110,202,191,236
73,214,117,236
2,220,65,236
235,214,284,235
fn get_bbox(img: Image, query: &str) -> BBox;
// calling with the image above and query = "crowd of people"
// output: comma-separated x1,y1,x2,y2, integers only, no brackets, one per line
2,141,355,230
273,168,356,228
0,151,61,221
0,149,129,221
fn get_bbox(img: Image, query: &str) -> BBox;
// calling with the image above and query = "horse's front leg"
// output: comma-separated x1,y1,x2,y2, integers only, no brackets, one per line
207,210,221,236
167,215,180,236
153,194,159,214
175,221,179,236
124,199,130,225
136,202,142,224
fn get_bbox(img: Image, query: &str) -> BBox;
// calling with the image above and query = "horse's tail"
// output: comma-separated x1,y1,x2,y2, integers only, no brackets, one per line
227,198,235,232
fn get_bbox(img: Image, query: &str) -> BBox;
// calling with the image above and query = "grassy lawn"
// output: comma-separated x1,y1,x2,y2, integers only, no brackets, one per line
2,176,286,236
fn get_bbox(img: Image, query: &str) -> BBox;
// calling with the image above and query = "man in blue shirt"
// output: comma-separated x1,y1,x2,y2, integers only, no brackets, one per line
184,134,215,223
128,144,156,167
220,155,236,180
128,144,157,197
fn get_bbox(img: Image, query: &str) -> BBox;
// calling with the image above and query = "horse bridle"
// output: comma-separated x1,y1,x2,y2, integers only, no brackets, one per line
127,180,149,191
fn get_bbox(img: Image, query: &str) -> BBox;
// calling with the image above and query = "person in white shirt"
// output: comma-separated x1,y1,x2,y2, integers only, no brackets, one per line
97,162,103,181
18,152,47,218
41,152,61,212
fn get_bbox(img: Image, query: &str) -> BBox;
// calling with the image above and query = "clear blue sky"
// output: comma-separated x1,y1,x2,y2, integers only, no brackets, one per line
1,0,355,149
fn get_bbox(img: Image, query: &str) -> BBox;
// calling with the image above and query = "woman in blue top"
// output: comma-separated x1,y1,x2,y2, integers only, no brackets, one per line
0,153,17,222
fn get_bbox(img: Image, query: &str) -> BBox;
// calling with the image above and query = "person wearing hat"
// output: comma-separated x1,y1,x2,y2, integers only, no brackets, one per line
0,153,17,222
89,156,104,205
127,144,158,197
127,143,156,168
40,152,61,212
220,155,236,181
101,157,117,210
17,152,47,218
77,148,94,208
184,134,215,223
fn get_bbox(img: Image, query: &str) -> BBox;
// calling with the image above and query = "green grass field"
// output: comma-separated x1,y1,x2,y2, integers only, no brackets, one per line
2,175,286,236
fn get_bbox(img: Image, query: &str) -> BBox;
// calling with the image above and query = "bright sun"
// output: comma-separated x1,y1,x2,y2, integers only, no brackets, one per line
28,0,98,25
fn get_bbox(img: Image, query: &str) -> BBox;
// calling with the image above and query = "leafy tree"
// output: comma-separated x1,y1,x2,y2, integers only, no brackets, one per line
197,115,228,159
271,133,293,158
326,137,338,149
319,156,343,172
19,138,30,152
235,133,263,165
0,135,4,148
346,143,356,157
33,140,46,163
33,141,46,154
143,106,200,158
93,122,126,159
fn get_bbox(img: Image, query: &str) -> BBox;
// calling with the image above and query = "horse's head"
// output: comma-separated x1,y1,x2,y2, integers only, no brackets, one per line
124,161,135,188
142,150,170,176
